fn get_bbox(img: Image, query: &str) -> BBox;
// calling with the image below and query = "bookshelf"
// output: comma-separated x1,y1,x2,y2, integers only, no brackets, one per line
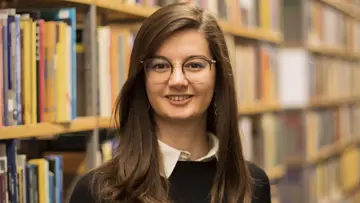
0,0,359,202
15,0,283,42
275,0,360,202
320,0,360,19
0,116,111,139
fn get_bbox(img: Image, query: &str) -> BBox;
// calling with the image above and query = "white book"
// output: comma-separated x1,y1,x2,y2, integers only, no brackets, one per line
239,117,253,161
98,27,112,117
277,48,310,108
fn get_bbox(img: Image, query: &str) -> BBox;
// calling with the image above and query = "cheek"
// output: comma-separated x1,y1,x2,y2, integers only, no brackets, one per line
146,81,163,105
192,80,215,105
200,73,216,102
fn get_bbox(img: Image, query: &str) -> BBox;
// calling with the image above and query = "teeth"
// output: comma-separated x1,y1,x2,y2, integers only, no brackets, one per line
168,96,192,101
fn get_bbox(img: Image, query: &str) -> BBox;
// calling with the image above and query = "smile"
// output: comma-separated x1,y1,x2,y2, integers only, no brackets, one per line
166,95,193,101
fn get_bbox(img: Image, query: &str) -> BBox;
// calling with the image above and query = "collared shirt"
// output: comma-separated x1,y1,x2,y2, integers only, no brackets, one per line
158,133,219,178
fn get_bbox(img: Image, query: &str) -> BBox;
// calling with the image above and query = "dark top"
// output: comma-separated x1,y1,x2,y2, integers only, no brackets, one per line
69,159,271,203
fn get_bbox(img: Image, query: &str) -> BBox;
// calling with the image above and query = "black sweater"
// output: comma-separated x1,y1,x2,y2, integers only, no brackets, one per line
69,159,271,203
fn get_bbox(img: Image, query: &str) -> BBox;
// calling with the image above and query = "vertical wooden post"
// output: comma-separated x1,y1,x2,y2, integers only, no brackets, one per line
85,1,100,171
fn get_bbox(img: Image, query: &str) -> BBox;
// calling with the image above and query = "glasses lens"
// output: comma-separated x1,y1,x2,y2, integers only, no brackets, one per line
144,58,172,83
183,57,211,82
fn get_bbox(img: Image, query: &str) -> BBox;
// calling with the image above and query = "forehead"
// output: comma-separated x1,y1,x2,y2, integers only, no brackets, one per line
154,29,211,60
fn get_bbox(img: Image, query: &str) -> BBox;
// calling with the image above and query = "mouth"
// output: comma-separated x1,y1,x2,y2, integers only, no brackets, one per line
165,95,194,101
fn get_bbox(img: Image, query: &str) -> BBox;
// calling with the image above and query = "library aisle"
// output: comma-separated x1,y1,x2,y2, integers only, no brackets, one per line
0,0,359,202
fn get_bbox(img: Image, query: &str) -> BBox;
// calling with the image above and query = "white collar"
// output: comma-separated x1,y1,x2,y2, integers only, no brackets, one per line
158,133,219,178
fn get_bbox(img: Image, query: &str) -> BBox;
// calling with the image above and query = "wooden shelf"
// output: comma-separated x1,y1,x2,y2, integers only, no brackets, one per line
217,22,282,43
285,137,360,166
0,116,112,140
307,137,360,164
309,96,360,109
307,45,360,59
8,0,282,43
238,103,281,115
320,0,360,20
238,96,360,115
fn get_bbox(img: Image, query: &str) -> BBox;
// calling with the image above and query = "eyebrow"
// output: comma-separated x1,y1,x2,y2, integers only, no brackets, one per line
151,54,211,60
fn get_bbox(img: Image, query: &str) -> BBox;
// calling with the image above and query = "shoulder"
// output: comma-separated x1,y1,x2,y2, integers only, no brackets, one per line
246,161,272,203
246,161,270,184
69,170,96,203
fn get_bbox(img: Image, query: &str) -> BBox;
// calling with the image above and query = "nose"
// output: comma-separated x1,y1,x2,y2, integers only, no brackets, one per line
168,62,188,87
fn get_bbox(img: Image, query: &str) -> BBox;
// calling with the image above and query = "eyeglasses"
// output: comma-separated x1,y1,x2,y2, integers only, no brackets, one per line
141,55,216,83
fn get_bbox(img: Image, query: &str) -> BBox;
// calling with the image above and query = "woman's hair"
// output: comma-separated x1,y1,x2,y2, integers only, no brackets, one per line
90,2,252,203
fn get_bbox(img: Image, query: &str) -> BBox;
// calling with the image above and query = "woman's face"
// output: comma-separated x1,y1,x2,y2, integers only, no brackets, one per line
145,29,216,121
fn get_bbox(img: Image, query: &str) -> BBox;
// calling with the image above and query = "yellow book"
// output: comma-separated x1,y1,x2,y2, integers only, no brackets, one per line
56,21,68,122
316,164,322,202
259,0,270,30
20,19,32,125
110,28,119,108
31,21,37,124
346,148,359,190
17,154,27,203
117,28,133,79
17,167,23,203
28,158,49,203
262,113,276,169
101,141,113,162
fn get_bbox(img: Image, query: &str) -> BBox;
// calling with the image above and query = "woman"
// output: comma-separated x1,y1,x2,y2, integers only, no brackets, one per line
70,2,271,203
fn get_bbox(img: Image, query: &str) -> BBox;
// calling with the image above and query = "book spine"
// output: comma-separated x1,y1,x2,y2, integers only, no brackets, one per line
14,15,22,125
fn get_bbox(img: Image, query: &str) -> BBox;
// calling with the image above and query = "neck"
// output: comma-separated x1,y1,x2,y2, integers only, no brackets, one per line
155,115,209,160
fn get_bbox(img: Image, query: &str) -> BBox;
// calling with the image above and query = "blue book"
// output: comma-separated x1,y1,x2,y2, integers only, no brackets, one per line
46,155,63,203
5,13,17,126
48,172,54,203
14,14,21,125
1,15,8,126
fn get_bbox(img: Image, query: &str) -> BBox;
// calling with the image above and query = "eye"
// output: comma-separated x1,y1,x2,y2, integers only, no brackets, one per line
188,63,203,68
147,59,171,72
184,58,207,70
153,63,167,69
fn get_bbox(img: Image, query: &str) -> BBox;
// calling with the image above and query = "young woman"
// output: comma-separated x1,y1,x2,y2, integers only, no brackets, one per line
70,2,271,203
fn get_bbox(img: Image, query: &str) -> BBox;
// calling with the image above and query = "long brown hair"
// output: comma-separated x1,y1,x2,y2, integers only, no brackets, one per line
90,2,252,203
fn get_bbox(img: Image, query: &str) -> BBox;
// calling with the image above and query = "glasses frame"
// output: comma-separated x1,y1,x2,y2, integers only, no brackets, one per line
140,55,216,77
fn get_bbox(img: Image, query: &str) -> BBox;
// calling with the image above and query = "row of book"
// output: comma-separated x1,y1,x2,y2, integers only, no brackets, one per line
239,105,360,203
240,104,360,173
308,55,360,99
0,140,63,203
344,0,360,7
277,148,360,203
4,2,360,124
4,21,359,124
127,0,281,32
0,8,77,126
225,34,360,107
307,0,360,51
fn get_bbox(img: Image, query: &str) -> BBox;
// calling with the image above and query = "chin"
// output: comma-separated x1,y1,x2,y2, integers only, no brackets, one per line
153,102,205,121
157,109,199,121
167,114,194,120
165,111,195,120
